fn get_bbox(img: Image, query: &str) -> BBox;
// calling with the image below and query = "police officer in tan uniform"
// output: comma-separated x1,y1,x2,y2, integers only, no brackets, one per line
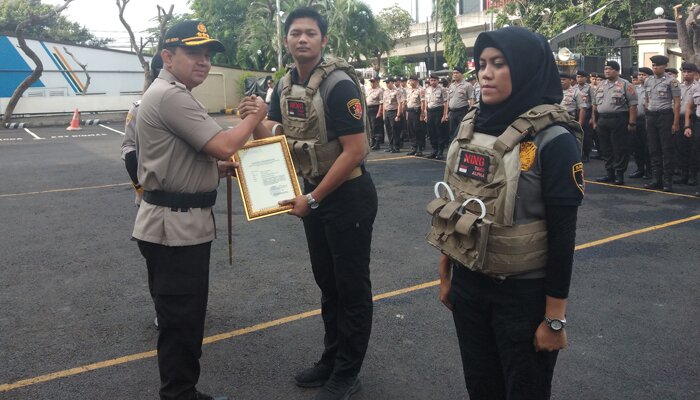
675,62,699,185
382,77,404,153
447,66,474,141
592,60,638,185
575,70,596,162
684,69,700,193
643,55,681,191
133,21,268,400
405,75,425,155
630,68,652,179
560,73,587,127
366,76,384,150
424,74,449,159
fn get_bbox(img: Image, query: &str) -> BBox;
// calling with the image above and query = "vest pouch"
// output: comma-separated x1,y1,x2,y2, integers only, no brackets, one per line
482,221,548,276
427,201,462,248
288,139,342,179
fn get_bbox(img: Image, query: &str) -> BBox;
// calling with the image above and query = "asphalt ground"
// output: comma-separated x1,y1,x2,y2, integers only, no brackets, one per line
1,118,699,400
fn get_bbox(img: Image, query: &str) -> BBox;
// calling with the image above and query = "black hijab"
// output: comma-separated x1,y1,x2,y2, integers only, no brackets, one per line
474,27,562,135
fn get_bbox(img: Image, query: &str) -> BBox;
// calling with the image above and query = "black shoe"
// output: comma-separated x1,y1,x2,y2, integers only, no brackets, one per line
415,150,424,157
694,191,700,197
628,170,644,179
314,376,361,400
688,176,698,186
195,391,228,400
383,147,394,153
391,148,400,153
644,181,662,190
406,147,417,156
294,362,333,388
370,143,380,150
596,174,614,183
426,151,438,159
662,177,673,192
613,171,624,185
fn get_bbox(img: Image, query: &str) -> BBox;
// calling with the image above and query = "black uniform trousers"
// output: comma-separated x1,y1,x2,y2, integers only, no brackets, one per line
406,108,422,148
138,240,211,400
448,106,469,141
302,170,378,377
427,107,447,150
676,114,695,178
581,108,594,157
632,115,650,174
383,109,401,149
450,266,557,400
646,110,676,179
691,118,700,176
597,112,631,174
368,105,383,144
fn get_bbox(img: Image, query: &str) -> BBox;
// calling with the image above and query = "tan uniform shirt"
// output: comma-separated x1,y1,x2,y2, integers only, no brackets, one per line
448,80,473,110
575,83,593,108
643,75,680,112
121,101,140,160
405,87,424,109
382,87,403,111
561,87,588,114
132,69,223,246
680,81,697,113
426,85,448,110
366,87,383,107
593,77,637,114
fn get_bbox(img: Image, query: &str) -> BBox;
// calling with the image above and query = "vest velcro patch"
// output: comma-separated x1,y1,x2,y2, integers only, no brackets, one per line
457,150,490,182
573,162,585,194
347,98,363,120
520,141,537,171
287,101,307,118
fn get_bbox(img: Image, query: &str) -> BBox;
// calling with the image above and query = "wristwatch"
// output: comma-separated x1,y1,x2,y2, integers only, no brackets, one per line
544,316,567,331
305,193,320,210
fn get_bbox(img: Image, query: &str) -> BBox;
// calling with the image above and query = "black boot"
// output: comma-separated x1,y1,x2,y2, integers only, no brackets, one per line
406,146,417,156
662,176,673,192
614,170,625,185
629,169,644,179
673,174,688,185
426,148,438,159
384,146,394,153
687,173,698,186
415,146,424,157
644,169,662,190
370,141,380,150
435,146,444,160
596,170,615,183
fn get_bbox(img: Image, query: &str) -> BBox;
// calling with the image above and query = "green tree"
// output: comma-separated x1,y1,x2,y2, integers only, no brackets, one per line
190,0,250,65
438,0,468,69
0,0,110,46
376,5,412,73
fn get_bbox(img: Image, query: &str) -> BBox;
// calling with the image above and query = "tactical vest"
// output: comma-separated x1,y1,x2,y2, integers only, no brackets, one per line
279,57,371,181
426,104,583,277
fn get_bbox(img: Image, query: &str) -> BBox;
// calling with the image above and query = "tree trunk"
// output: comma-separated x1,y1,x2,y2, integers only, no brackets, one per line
63,46,91,94
117,0,152,93
2,0,74,126
677,5,700,66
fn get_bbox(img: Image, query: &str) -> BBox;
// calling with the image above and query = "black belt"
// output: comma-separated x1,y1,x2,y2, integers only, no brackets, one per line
407,107,421,113
449,106,468,112
368,105,380,109
646,109,673,116
143,190,217,209
598,112,628,119
428,107,443,112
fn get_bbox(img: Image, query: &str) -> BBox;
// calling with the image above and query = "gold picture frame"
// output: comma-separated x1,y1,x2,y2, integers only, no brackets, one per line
233,135,302,221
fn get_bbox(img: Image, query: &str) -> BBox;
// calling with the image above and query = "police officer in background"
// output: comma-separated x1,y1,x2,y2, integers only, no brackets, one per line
685,68,700,193
575,70,595,162
447,66,474,141
630,68,652,179
122,53,163,207
424,74,449,159
467,74,480,103
560,73,587,128
239,8,378,399
397,76,408,147
382,76,404,153
134,20,268,400
675,62,699,185
592,60,638,185
404,75,425,156
366,76,384,150
643,55,681,191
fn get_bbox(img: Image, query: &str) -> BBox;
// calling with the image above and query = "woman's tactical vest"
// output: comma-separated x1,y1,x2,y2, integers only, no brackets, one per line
279,57,371,182
427,104,583,277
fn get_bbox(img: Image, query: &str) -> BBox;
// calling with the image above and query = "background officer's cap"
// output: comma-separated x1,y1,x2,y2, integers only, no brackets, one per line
576,70,588,77
163,20,225,53
650,55,669,65
638,67,653,75
429,73,439,79
605,60,620,71
399,76,407,82
385,77,396,83
681,62,698,72
559,72,574,79
466,75,476,81
453,66,465,73
408,75,419,81
666,67,679,74
589,72,599,78
369,76,378,82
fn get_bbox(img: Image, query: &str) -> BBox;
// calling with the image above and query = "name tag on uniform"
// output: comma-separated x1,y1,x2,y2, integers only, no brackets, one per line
287,101,307,118
457,150,490,182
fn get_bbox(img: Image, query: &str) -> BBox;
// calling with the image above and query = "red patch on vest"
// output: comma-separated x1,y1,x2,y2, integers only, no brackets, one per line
457,150,490,182
287,101,307,118
347,99,363,120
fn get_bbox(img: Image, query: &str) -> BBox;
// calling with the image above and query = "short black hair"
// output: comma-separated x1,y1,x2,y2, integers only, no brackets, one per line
285,7,328,37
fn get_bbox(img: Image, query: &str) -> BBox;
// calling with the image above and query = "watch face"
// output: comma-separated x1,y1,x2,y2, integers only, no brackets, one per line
550,319,563,330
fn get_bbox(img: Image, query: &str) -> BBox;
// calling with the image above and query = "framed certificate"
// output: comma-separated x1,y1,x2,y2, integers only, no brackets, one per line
233,135,302,221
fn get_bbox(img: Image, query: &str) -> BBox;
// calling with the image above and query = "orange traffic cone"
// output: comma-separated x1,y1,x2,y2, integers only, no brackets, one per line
66,108,82,131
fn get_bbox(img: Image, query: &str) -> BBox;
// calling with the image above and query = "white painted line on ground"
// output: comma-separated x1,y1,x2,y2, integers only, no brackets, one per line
23,128,43,140
99,124,124,135
0,137,24,142
50,134,108,139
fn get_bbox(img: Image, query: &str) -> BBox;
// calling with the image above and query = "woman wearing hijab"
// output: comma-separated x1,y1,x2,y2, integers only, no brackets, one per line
429,27,584,399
